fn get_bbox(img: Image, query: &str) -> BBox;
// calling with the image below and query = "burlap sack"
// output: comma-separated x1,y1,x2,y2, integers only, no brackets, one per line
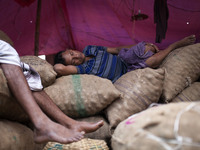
0,69,29,122
44,74,121,118
105,68,165,128
112,102,200,150
0,120,44,150
20,56,57,87
159,43,200,103
43,138,109,150
0,30,13,46
171,82,200,103
77,115,111,144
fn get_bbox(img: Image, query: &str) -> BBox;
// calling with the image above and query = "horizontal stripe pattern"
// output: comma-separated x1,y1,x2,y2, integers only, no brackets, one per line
76,45,127,82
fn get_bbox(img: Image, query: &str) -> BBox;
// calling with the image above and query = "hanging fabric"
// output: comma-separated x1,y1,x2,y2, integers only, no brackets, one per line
154,0,169,43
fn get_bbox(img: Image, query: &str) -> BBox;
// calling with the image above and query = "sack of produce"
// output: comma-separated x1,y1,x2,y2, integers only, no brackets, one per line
171,82,200,103
105,68,165,128
20,56,57,87
44,74,121,118
0,120,44,150
159,43,200,102
112,102,200,150
43,138,109,150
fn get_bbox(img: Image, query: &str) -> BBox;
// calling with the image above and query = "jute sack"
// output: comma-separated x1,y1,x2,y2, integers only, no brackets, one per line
43,138,109,150
112,102,200,150
77,115,111,144
20,56,57,87
0,120,44,150
105,68,165,128
0,69,29,122
44,74,121,118
159,43,200,103
0,30,13,46
171,82,200,103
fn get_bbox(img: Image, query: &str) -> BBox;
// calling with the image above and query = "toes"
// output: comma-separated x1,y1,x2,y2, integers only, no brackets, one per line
81,131,85,135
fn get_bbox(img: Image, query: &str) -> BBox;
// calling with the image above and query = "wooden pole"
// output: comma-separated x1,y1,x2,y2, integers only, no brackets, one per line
34,0,42,56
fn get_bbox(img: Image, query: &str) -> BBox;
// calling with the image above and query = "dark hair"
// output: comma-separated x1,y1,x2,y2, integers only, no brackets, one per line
54,50,66,65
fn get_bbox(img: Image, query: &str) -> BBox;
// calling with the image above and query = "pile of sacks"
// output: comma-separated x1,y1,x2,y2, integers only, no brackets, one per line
111,43,200,150
1,30,200,149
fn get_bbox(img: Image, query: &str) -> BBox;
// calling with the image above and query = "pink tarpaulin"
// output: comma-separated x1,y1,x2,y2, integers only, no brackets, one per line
0,0,200,56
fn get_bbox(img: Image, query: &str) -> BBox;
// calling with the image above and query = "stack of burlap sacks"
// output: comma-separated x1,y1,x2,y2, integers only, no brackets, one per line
111,43,200,150
1,30,200,150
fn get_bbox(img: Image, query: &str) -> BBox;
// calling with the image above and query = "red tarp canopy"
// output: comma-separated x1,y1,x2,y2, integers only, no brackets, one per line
0,0,200,56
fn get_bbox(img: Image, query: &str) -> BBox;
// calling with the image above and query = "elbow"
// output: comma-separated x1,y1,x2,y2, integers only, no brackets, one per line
53,64,64,76
145,58,159,69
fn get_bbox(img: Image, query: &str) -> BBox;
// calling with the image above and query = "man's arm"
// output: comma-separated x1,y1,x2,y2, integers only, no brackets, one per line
145,46,173,68
53,64,78,76
106,44,136,55
145,35,196,68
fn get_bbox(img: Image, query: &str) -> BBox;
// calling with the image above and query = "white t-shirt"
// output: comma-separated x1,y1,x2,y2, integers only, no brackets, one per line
0,40,43,91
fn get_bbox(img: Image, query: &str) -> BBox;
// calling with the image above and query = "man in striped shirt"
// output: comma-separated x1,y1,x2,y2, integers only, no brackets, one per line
54,35,196,82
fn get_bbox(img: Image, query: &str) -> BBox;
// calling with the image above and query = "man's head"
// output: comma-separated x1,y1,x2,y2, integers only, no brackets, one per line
145,43,159,54
54,49,85,66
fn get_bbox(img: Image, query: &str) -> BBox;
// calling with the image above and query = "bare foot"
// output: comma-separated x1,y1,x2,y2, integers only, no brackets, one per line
172,35,196,49
33,119,84,144
63,120,104,134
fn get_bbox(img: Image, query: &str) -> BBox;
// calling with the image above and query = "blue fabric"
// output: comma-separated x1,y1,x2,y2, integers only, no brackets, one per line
76,45,127,83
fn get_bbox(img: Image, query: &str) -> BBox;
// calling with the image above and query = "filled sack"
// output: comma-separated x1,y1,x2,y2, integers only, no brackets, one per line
20,56,57,87
105,68,165,128
171,82,200,103
0,120,44,150
44,74,121,118
159,43,200,102
112,102,200,150
43,138,109,150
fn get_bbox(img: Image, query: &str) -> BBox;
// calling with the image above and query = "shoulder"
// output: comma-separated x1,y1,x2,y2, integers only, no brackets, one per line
83,45,107,54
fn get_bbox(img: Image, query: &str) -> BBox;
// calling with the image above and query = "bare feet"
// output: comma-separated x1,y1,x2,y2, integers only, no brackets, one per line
171,35,196,49
33,118,84,144
63,120,104,134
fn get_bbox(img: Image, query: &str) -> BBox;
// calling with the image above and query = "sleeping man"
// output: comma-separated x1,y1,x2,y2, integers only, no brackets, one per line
54,35,196,82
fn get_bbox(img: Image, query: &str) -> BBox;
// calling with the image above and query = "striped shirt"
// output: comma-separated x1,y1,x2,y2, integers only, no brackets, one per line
76,45,127,83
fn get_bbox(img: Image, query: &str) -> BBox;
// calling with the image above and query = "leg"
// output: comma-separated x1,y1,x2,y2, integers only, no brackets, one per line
145,35,196,68
0,64,84,144
32,90,104,133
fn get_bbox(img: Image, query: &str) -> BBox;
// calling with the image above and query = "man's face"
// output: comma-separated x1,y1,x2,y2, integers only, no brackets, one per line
62,49,85,66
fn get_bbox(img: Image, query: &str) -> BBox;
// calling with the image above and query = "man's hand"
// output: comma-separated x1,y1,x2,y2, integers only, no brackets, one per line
145,43,159,54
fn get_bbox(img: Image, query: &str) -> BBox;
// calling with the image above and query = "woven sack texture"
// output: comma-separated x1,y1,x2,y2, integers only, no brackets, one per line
0,120,44,150
105,68,165,128
171,82,200,103
20,56,57,87
43,138,109,150
112,102,200,150
159,43,200,103
0,69,29,122
44,74,121,118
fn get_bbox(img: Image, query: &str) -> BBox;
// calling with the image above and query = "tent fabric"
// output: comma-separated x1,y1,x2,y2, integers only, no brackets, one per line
0,0,200,56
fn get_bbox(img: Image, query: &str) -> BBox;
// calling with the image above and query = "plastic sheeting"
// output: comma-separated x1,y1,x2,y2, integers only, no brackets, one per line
0,0,200,56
